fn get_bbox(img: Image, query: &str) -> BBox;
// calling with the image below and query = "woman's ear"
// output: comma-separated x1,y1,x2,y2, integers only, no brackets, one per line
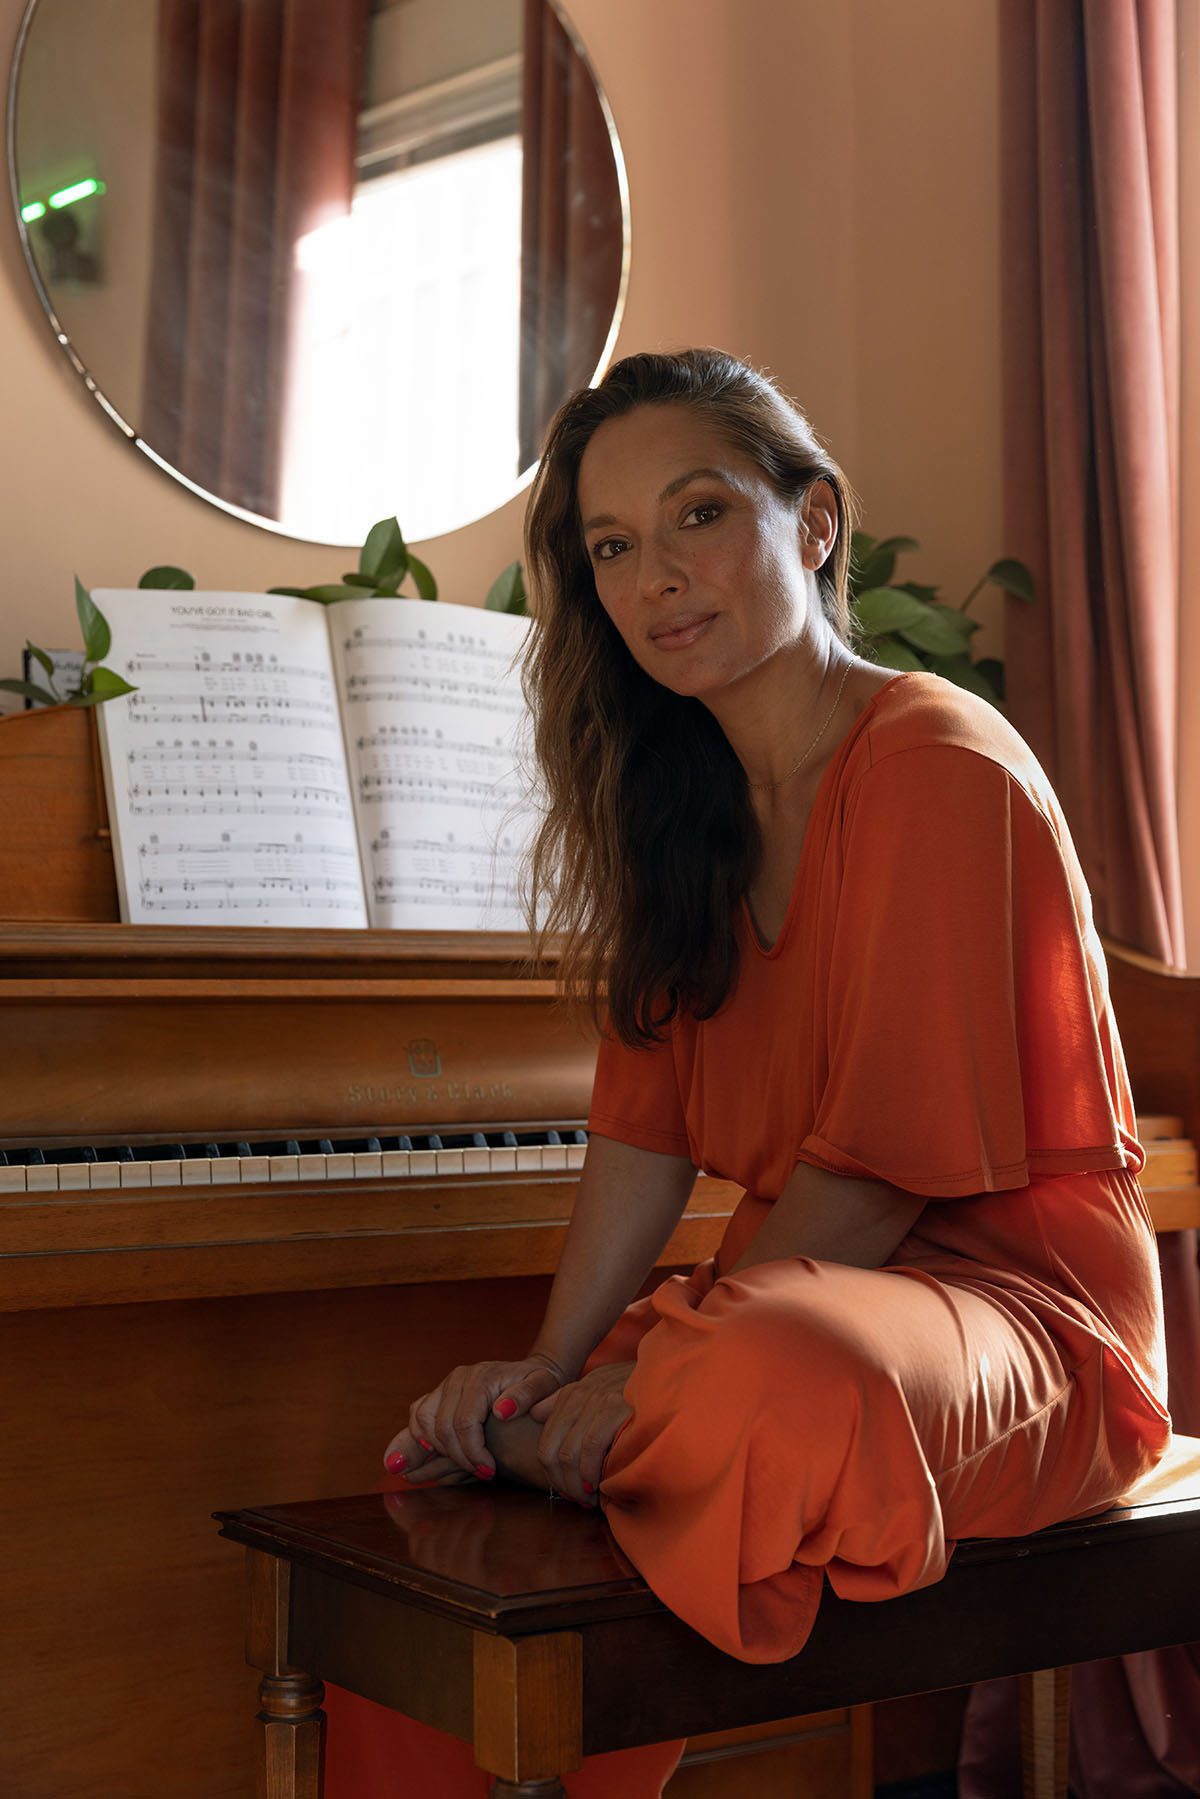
799,478,838,571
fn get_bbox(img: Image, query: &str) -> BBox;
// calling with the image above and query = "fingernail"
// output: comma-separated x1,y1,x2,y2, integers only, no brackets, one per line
418,1438,433,1451
493,1397,518,1420
385,1452,408,1473
474,1464,495,1480
583,1481,595,1493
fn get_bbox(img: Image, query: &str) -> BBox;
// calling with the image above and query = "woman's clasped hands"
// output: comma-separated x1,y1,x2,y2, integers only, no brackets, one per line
383,1353,636,1509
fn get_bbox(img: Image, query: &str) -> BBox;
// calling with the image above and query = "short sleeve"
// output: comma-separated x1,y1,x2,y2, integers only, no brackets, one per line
796,744,1137,1198
587,1018,693,1158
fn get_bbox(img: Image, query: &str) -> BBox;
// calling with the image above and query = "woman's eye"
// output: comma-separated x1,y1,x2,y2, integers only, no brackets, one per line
591,537,629,563
683,501,724,527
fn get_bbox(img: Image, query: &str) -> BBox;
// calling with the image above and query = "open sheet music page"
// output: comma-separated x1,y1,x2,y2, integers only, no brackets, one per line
94,591,368,925
329,598,535,929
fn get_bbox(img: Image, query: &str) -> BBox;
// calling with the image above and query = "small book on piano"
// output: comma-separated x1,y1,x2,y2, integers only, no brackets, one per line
92,590,535,928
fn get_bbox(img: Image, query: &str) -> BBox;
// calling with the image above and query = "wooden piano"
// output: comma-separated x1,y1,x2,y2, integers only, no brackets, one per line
1,922,1197,1799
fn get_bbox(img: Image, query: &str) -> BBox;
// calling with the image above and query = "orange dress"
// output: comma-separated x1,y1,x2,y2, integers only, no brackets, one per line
582,669,1170,1661
324,669,1170,1787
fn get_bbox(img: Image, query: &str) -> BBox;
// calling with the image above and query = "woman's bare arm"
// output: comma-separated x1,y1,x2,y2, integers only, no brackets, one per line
725,1159,926,1275
529,1133,697,1378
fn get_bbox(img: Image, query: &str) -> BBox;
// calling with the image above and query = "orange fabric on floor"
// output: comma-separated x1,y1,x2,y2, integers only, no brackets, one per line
586,671,1169,1661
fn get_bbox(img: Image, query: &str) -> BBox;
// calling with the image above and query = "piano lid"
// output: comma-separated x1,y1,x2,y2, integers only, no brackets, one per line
0,924,598,1143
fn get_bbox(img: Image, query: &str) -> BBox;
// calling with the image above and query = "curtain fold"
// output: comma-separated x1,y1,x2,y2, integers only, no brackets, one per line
960,4,1200,1792
518,0,623,470
142,0,369,519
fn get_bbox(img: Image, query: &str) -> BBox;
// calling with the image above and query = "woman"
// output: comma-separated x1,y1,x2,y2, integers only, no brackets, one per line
325,348,1170,1797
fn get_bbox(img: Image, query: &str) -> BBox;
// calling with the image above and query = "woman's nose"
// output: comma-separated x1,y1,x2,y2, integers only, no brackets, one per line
638,541,685,600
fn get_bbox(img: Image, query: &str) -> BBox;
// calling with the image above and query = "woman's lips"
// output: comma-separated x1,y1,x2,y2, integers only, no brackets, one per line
649,613,717,651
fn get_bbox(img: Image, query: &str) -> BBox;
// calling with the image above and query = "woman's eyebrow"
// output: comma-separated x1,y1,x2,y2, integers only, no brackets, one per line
582,467,735,534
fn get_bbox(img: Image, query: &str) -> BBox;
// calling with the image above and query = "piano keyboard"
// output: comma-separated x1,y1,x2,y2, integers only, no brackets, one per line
0,1129,590,1193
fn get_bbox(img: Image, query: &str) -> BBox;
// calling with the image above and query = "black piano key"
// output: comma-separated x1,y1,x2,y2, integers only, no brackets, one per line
27,1148,46,1165
545,1130,562,1146
500,1131,518,1148
115,1146,134,1162
570,1130,588,1145
317,1139,335,1156
201,1144,221,1159
426,1134,443,1151
364,1137,382,1154
284,1140,302,1157
470,1133,488,1148
394,1136,412,1152
234,1142,253,1158
82,1146,98,1162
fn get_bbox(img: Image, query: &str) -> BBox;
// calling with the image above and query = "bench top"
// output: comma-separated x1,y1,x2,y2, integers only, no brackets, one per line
216,1434,1200,1637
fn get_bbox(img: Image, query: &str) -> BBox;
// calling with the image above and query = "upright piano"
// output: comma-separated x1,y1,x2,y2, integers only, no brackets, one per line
1,923,1196,1798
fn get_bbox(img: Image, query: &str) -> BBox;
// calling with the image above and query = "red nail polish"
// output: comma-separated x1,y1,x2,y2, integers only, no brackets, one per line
494,1397,518,1420
583,1481,595,1493
385,1452,408,1473
418,1438,433,1451
474,1464,495,1480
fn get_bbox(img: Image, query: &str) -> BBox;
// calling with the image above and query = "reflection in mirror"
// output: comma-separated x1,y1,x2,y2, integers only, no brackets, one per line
9,0,628,544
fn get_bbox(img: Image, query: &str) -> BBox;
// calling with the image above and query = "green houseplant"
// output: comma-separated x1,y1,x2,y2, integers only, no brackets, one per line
848,530,1034,709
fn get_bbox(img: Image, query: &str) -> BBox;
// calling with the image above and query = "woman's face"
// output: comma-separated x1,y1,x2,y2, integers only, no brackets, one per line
576,403,825,702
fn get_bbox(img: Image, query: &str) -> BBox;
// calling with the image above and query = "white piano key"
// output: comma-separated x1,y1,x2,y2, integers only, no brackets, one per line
149,1161,182,1187
381,1150,413,1178
409,1149,438,1177
269,1155,300,1182
434,1149,464,1176
27,1163,60,1191
0,1166,27,1192
297,1154,329,1181
462,1148,491,1175
540,1146,568,1172
352,1152,383,1179
181,1161,213,1186
120,1163,154,1189
489,1148,517,1174
565,1144,587,1170
325,1152,355,1180
58,1164,92,1191
239,1156,271,1184
516,1145,542,1174
88,1163,120,1190
210,1158,242,1185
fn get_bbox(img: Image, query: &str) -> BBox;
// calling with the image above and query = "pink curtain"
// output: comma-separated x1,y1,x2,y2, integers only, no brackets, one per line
142,0,370,518
960,5,1200,1793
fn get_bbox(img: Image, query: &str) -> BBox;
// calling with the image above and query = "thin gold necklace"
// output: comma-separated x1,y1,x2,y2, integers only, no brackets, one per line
747,659,854,792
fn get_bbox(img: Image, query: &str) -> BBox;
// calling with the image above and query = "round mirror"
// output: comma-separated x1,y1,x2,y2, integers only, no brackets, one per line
7,0,628,544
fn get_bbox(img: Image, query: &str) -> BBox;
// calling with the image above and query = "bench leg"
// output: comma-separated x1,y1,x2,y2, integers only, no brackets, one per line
1019,1666,1071,1799
256,1672,326,1799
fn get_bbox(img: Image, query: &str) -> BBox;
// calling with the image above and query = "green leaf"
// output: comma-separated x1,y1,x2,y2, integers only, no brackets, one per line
265,586,312,598
867,636,924,672
975,656,1006,701
73,665,137,705
986,557,1035,602
851,586,930,636
300,584,365,604
406,553,438,601
0,677,62,705
897,602,976,656
852,535,920,595
926,654,1000,703
339,572,380,590
372,572,403,597
138,565,195,590
75,577,111,662
25,641,58,683
894,580,940,605
360,517,407,585
485,561,527,614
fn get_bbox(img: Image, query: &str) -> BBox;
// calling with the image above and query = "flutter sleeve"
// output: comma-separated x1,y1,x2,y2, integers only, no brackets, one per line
797,743,1140,1198
587,1017,693,1159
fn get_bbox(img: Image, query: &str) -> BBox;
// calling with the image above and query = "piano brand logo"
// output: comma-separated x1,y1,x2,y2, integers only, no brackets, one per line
406,1038,442,1078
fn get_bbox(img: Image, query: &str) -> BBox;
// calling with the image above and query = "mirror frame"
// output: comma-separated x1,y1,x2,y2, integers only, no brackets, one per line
6,0,630,546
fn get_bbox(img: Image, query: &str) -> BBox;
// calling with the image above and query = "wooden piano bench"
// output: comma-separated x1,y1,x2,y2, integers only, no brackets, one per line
216,1433,1200,1799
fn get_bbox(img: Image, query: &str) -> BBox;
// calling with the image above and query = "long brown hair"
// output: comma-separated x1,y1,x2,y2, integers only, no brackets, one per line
522,348,858,1047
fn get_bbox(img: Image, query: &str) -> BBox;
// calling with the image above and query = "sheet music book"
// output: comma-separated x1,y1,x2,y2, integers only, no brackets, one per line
93,591,535,929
